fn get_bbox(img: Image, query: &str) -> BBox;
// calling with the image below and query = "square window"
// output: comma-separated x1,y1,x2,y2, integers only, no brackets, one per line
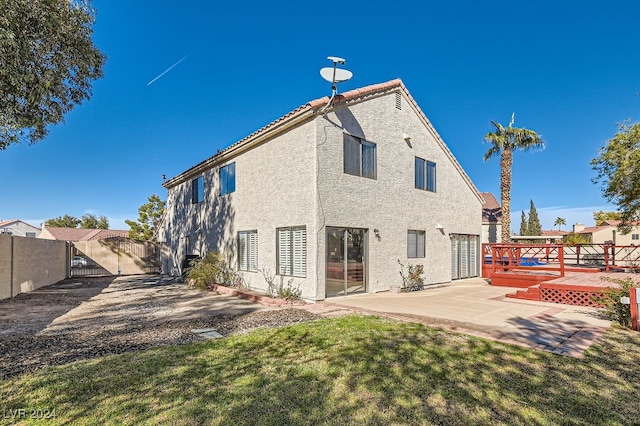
277,226,307,277
191,176,204,203
220,162,236,195
632,234,639,240
238,230,258,272
344,135,377,179
415,157,436,192
407,230,425,258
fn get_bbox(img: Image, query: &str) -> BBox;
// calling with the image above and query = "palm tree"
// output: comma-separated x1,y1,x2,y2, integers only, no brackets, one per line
483,114,544,242
554,217,566,231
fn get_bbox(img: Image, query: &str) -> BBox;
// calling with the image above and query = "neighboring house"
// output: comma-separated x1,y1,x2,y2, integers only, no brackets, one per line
159,79,483,300
480,192,502,244
0,219,40,237
39,224,129,241
572,221,640,245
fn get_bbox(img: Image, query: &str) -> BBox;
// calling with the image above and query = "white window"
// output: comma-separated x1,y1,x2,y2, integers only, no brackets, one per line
277,226,307,277
25,232,36,238
344,135,377,179
408,230,425,258
238,230,258,272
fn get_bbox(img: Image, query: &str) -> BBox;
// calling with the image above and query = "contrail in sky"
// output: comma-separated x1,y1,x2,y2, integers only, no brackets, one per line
146,55,189,85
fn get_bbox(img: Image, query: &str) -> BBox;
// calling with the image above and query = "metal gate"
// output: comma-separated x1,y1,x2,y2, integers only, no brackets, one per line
69,237,161,277
451,234,479,280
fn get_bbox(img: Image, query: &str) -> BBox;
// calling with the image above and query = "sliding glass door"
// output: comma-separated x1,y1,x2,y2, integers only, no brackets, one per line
326,228,367,297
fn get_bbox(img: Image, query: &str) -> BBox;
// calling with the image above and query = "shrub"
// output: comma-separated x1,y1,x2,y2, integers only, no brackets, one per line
592,277,637,328
186,252,243,289
398,260,425,291
260,266,302,301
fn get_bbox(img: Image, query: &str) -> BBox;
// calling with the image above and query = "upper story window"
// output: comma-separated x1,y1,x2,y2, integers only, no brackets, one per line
191,176,204,204
220,162,236,195
415,157,436,192
633,234,639,240
344,135,377,180
25,232,36,238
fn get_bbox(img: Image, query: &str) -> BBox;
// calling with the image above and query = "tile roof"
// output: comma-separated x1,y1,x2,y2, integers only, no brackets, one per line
163,79,482,202
43,226,129,241
480,192,502,223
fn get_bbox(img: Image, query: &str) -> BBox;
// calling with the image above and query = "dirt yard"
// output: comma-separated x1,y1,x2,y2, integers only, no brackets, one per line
0,275,321,379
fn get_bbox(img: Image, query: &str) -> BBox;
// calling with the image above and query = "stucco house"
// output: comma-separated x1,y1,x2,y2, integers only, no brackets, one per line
159,79,482,300
0,219,40,237
572,221,640,245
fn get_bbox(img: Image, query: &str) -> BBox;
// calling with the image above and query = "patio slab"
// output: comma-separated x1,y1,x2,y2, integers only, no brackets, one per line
322,277,610,357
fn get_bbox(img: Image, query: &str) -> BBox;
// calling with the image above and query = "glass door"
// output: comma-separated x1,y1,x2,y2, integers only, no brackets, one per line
326,228,367,297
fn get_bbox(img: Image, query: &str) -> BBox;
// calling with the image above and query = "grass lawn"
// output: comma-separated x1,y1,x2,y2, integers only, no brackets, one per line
2,315,639,425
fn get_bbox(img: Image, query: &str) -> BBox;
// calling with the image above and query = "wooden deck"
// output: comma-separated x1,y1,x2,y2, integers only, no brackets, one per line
504,272,640,307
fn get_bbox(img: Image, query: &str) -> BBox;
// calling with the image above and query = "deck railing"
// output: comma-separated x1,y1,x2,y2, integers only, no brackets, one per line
483,243,640,273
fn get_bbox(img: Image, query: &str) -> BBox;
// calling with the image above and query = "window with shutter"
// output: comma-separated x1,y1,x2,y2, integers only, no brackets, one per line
277,226,307,277
238,230,258,272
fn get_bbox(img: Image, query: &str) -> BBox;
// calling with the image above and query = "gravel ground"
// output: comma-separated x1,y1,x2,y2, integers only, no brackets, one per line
0,275,321,380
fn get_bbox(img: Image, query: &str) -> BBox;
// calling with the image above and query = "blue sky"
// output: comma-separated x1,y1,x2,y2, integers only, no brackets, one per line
1,1,638,232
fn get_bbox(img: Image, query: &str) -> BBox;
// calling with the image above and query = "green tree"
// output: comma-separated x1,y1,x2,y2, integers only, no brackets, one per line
591,122,640,234
0,0,105,149
126,194,166,241
483,114,545,242
80,214,109,229
554,217,566,231
527,200,542,236
46,215,80,228
519,211,528,236
592,210,623,226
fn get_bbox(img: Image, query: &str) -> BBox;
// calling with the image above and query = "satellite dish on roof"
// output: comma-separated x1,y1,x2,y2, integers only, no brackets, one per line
320,67,353,84
319,56,353,113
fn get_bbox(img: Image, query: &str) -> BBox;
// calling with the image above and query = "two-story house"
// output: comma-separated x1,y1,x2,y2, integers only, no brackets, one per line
159,79,483,300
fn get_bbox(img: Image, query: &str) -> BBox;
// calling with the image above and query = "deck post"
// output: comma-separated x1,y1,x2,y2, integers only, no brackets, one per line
559,245,565,277
631,287,639,332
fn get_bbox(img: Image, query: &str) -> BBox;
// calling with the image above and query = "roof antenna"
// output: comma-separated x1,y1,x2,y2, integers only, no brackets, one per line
319,56,353,113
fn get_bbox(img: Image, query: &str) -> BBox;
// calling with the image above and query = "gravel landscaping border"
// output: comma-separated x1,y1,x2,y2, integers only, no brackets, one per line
0,275,321,379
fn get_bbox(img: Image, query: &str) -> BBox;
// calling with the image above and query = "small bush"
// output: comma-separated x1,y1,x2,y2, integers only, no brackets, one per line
398,260,425,291
187,252,243,289
260,266,302,301
592,277,637,328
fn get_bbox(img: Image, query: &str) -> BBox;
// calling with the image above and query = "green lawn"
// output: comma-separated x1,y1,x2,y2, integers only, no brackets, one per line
2,315,639,425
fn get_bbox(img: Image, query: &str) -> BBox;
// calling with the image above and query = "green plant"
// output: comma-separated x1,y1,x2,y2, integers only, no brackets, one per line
187,252,243,289
398,260,425,291
592,277,637,328
260,266,302,301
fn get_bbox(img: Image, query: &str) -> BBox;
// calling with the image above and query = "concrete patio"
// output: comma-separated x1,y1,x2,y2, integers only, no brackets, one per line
321,277,611,357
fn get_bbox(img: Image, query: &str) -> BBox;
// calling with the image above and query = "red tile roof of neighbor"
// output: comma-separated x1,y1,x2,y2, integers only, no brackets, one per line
0,219,18,227
43,226,129,241
480,192,502,223
163,78,482,203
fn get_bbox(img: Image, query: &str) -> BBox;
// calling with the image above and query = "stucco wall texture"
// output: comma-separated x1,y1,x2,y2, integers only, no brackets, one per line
160,86,482,300
0,234,67,300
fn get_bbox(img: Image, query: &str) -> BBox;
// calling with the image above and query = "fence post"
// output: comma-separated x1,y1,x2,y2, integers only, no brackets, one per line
631,287,639,332
10,236,14,298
